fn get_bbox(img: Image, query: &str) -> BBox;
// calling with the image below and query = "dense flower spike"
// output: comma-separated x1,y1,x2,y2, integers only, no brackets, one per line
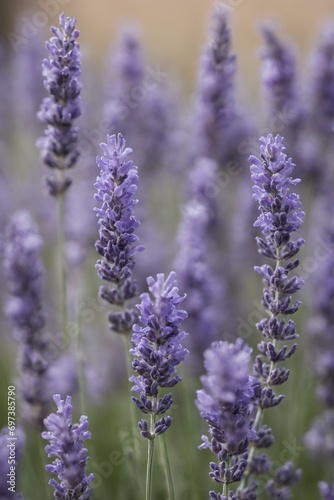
42,394,94,499
37,13,82,196
130,272,188,438
261,26,303,135
193,5,236,163
0,427,25,499
309,25,334,134
3,211,52,427
239,134,304,494
95,133,143,333
196,339,256,497
174,159,222,367
304,193,334,487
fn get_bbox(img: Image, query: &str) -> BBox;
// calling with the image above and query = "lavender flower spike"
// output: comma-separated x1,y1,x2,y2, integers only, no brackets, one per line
37,13,82,196
95,133,144,334
196,339,257,498
239,134,304,494
130,272,189,438
4,211,51,427
42,394,94,499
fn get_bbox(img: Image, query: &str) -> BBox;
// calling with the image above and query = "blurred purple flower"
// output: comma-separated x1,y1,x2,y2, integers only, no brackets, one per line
130,272,188,438
196,339,256,495
3,211,52,427
37,13,82,196
95,133,144,334
42,394,94,499
319,482,334,500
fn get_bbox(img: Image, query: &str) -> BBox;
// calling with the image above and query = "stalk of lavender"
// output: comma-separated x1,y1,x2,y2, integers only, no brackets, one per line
42,394,94,499
0,426,25,499
130,272,189,500
37,12,82,196
193,5,236,164
95,132,143,468
37,13,82,349
239,134,304,494
3,211,52,428
174,158,222,369
304,193,334,497
196,339,257,499
260,26,304,147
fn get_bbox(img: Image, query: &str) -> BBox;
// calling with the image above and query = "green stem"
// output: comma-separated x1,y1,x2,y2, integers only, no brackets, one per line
146,413,156,500
122,333,141,458
159,432,175,500
56,181,68,346
75,279,87,415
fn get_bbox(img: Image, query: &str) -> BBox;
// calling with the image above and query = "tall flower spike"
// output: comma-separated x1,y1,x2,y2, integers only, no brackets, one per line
239,134,304,494
130,272,189,439
193,5,236,163
95,133,144,334
42,394,94,499
37,13,82,196
261,26,303,137
196,339,257,498
3,211,52,427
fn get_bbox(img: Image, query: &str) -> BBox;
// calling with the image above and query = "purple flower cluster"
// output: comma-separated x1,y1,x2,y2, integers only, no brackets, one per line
37,13,82,196
95,133,143,334
130,272,188,438
196,339,256,498
0,426,25,499
193,5,236,163
3,211,51,427
241,134,304,493
174,159,222,367
261,26,303,134
42,394,94,499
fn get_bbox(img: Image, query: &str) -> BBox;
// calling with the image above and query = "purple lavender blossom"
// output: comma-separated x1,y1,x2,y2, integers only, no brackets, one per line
260,26,304,135
3,211,52,427
239,134,304,494
319,482,334,500
174,159,222,367
193,5,236,163
309,24,334,134
266,462,302,500
0,427,25,499
130,272,188,438
37,13,82,196
196,339,256,496
42,394,94,499
95,133,143,334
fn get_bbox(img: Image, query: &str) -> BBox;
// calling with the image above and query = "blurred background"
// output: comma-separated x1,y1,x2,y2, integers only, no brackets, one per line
2,0,334,95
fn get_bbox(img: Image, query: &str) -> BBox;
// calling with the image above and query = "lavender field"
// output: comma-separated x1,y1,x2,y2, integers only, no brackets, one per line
0,3,334,499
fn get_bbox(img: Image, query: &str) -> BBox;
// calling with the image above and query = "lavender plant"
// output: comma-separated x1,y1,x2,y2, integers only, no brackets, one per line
196,339,256,499
193,5,236,164
304,193,334,497
238,134,304,495
37,12,82,196
130,272,189,499
3,211,52,428
95,132,143,334
42,394,94,499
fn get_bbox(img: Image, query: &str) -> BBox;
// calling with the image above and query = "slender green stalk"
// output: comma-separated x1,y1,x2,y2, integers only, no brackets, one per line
159,432,175,500
56,171,68,345
122,333,141,457
146,412,156,500
75,278,87,415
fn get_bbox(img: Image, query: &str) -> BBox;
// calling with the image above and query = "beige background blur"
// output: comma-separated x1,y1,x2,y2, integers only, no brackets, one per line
3,0,334,96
